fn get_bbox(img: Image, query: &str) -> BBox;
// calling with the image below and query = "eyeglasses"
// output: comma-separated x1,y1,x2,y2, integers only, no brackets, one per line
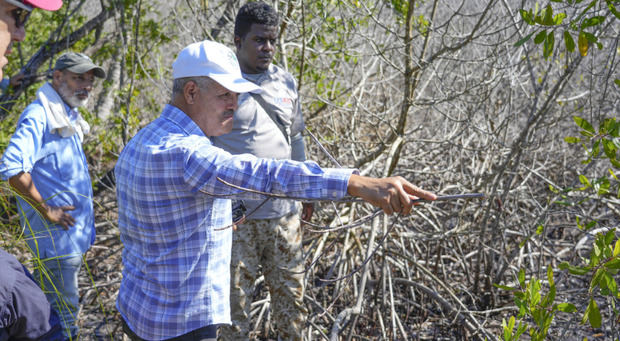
4,0,33,28
11,7,31,28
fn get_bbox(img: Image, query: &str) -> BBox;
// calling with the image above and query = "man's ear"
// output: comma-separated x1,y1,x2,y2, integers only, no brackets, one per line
51,70,63,85
183,81,198,105
234,35,242,50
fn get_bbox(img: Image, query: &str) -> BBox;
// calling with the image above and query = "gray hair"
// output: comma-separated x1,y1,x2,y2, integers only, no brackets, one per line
171,76,215,99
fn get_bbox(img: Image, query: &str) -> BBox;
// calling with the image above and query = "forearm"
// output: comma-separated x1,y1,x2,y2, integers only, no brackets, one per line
8,172,76,228
8,172,48,215
347,174,376,198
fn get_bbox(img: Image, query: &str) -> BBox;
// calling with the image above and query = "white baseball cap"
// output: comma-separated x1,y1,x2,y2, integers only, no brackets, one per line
172,40,262,94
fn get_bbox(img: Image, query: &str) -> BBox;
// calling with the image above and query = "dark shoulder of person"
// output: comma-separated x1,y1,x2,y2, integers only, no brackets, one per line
0,248,63,340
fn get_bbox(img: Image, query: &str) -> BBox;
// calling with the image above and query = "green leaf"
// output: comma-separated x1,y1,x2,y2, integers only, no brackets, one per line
603,139,617,159
578,31,589,56
562,262,590,275
534,30,547,44
515,32,535,47
579,130,595,138
607,272,618,295
606,120,619,136
596,177,610,195
543,285,556,307
599,271,612,290
531,309,543,326
503,318,513,340
556,302,577,313
516,322,528,338
583,31,597,43
587,299,602,328
564,136,580,143
547,265,554,286
615,79,620,87
494,283,518,291
563,31,576,52
607,0,620,20
529,279,542,306
568,267,591,276
579,174,591,188
591,268,604,292
543,5,555,25
613,239,620,257
554,13,566,25
573,116,595,133
605,229,616,245
520,9,535,25
592,140,601,157
518,268,526,287
536,224,544,235
581,16,605,29
508,316,516,330
606,258,620,269
544,32,555,58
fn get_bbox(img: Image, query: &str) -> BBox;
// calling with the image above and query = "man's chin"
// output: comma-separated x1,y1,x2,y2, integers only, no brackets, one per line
68,97,89,108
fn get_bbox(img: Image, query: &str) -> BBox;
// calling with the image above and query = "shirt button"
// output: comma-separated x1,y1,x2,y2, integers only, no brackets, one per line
332,191,338,197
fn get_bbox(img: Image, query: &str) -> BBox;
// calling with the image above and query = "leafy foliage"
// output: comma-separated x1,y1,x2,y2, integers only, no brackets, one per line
515,0,618,59
564,116,620,196
559,228,620,328
496,266,577,341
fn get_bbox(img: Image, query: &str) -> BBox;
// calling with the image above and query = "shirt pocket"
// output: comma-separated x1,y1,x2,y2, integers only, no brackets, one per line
36,138,84,181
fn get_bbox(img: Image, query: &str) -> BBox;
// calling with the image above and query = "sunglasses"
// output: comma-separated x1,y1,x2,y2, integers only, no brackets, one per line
4,0,33,28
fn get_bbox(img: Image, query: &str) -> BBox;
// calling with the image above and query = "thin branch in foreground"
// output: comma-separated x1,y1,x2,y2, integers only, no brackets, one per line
316,216,400,283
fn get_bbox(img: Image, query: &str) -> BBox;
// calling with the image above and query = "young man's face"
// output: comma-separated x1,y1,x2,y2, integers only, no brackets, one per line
0,1,27,78
53,69,95,108
235,23,278,74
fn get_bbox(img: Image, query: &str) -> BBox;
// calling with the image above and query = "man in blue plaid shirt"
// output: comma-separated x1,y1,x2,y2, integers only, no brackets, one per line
115,40,436,341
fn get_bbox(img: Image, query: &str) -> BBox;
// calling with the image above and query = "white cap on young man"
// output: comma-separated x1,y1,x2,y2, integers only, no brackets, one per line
172,40,262,94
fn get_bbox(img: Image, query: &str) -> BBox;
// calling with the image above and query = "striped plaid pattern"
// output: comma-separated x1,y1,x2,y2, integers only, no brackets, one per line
115,104,353,340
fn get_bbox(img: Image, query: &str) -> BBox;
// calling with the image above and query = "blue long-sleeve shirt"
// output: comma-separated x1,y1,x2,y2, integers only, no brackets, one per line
0,98,95,259
115,104,354,340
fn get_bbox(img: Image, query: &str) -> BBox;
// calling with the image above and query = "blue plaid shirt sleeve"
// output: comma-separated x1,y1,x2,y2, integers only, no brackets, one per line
115,105,355,340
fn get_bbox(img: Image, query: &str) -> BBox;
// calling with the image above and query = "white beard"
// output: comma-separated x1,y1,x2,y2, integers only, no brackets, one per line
57,81,89,108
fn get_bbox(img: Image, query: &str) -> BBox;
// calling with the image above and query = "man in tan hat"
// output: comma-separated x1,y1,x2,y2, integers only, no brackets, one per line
115,39,436,340
0,51,105,339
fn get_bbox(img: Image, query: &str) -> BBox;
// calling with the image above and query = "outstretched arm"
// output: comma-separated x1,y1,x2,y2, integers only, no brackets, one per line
347,174,437,215
9,172,76,229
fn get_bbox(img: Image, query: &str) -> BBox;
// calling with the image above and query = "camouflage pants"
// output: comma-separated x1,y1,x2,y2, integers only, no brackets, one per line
220,213,306,341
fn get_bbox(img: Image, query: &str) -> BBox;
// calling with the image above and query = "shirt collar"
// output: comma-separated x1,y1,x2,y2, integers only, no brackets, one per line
161,104,205,137
242,64,273,84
